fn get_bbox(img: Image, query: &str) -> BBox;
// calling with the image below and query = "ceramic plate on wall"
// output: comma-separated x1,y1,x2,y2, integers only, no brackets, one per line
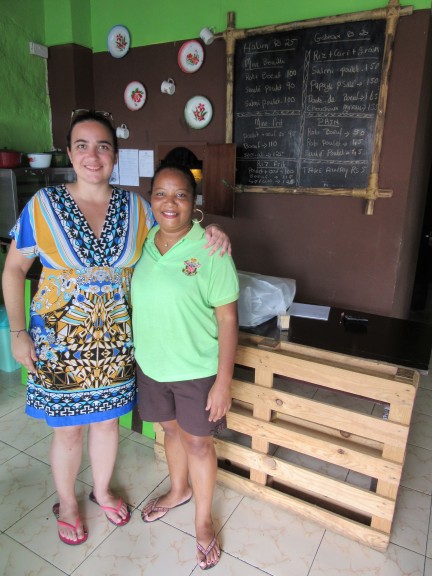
124,81,146,111
178,40,204,73
107,25,130,58
184,96,213,129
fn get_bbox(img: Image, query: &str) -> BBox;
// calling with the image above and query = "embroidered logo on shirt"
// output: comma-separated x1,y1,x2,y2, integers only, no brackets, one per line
183,258,201,276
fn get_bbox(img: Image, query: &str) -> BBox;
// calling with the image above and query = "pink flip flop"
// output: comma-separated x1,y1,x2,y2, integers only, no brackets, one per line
89,490,131,526
52,503,88,546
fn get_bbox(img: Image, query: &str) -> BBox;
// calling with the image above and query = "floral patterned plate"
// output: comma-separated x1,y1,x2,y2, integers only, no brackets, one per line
124,81,146,111
184,95,213,129
107,25,130,58
178,40,204,73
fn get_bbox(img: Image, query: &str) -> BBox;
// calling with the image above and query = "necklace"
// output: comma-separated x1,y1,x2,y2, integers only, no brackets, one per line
156,226,192,249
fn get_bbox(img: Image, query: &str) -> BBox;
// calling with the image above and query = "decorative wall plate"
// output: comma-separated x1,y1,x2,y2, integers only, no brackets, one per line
124,81,146,111
107,25,130,58
178,40,204,73
184,95,213,129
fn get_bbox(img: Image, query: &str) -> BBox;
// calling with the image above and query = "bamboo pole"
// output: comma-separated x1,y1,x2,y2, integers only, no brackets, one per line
222,0,412,213
365,0,402,215
234,185,393,199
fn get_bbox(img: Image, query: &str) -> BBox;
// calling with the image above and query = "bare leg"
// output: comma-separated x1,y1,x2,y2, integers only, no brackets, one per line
179,429,220,569
142,419,192,521
87,418,129,523
50,425,85,542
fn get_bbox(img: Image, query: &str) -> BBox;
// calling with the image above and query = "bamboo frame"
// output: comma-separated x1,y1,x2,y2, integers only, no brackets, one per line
222,0,413,214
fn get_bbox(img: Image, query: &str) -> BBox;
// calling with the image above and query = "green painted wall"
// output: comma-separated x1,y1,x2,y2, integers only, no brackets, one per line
44,0,92,48
43,0,432,51
0,0,52,152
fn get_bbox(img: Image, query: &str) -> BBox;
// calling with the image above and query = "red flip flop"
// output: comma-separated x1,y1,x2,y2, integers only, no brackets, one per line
52,503,88,546
89,490,131,526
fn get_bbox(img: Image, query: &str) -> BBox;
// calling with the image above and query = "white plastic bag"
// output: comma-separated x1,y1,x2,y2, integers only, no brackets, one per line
237,271,296,327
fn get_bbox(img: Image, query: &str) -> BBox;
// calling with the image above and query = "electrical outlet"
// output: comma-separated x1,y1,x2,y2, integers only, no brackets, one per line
29,42,48,59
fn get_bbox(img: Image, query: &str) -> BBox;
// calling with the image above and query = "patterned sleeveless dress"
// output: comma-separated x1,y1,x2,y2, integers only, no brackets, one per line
11,185,154,427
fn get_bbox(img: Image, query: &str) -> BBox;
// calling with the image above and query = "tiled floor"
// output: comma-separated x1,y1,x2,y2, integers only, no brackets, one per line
2,327,432,575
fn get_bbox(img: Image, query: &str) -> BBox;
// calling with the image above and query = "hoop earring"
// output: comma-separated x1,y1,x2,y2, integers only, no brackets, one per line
192,208,204,223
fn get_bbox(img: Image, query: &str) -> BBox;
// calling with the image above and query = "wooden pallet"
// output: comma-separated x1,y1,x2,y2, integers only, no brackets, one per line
154,332,418,551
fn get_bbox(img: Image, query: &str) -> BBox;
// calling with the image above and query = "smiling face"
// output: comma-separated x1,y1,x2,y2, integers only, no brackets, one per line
67,120,117,186
150,168,195,236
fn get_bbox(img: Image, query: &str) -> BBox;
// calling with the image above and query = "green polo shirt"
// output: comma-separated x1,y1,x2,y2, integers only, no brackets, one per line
131,222,239,382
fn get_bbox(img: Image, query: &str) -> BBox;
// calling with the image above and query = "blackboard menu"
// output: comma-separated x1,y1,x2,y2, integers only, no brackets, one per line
233,19,386,189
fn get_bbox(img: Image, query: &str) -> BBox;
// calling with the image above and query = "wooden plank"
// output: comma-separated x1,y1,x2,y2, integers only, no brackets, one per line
250,366,273,484
275,411,385,451
216,469,390,551
235,345,416,407
214,439,395,521
227,411,403,483
231,379,409,447
238,333,398,375
371,402,411,533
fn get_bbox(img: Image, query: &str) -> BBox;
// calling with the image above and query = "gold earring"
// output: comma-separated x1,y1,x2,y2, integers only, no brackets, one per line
192,208,204,223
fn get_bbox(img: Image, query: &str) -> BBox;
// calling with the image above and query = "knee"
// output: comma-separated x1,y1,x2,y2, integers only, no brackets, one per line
183,435,214,459
54,425,84,447
90,418,119,435
160,420,179,438
95,418,118,430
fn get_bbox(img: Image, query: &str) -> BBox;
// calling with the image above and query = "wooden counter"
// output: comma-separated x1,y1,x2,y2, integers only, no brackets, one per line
155,310,432,551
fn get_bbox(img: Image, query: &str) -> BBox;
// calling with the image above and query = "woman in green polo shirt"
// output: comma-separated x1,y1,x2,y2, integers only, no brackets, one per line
131,164,239,570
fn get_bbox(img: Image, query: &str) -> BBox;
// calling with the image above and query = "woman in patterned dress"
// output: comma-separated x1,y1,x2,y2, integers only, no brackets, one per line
2,111,229,545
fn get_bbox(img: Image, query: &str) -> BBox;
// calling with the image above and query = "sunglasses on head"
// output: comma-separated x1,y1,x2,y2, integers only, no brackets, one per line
70,109,114,123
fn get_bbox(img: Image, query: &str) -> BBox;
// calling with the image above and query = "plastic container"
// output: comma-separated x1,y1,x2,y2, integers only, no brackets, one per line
27,153,52,168
0,305,21,372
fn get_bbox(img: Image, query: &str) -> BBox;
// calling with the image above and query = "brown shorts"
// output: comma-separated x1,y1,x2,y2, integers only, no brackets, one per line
136,365,227,437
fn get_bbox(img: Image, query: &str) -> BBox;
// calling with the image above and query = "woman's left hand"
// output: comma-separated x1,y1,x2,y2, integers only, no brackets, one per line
204,225,232,257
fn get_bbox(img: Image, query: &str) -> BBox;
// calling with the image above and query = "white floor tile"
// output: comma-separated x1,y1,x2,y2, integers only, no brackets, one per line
221,495,325,576
408,411,432,450
0,407,51,451
0,373,26,418
414,387,432,416
0,533,65,576
401,444,432,494
0,452,56,532
309,530,425,576
0,440,20,465
72,516,200,576
390,486,430,555
126,428,156,448
425,498,432,558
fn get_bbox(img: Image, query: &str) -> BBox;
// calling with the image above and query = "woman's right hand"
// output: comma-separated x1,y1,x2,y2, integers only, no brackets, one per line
11,331,37,373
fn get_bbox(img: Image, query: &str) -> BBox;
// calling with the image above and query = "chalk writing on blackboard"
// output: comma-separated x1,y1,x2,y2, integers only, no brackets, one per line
233,20,386,189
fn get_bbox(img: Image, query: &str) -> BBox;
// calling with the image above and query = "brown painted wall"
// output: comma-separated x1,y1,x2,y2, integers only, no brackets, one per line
48,44,94,148
48,10,432,318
